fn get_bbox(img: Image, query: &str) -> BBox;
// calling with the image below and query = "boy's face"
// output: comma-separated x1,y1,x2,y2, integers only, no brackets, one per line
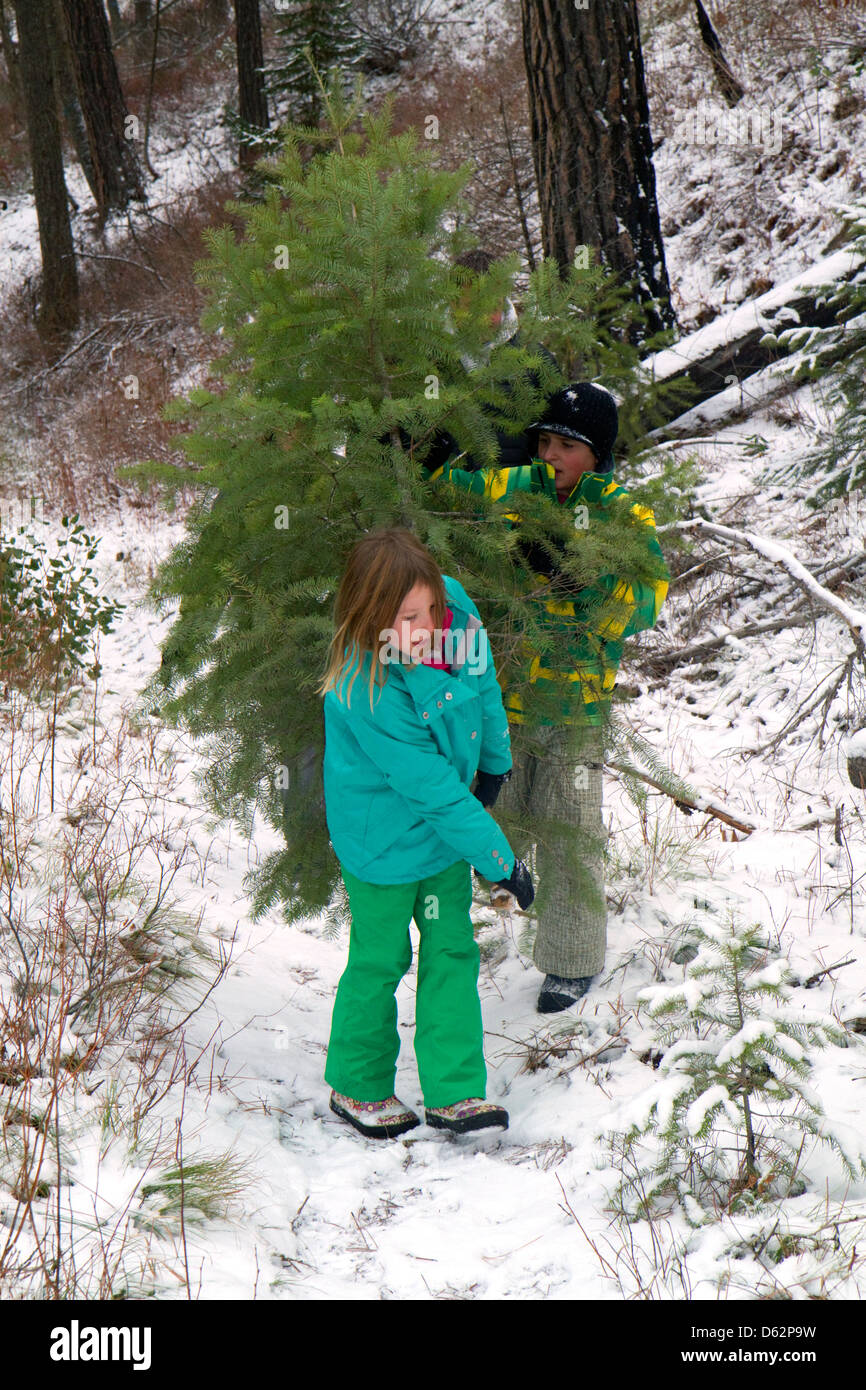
537,431,598,499
455,288,504,331
393,582,437,660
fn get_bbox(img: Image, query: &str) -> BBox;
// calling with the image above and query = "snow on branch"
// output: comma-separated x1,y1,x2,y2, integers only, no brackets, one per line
675,518,866,645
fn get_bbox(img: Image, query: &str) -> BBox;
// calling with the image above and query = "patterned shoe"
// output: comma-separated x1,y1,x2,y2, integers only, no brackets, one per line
537,974,593,1013
330,1091,421,1139
425,1098,509,1134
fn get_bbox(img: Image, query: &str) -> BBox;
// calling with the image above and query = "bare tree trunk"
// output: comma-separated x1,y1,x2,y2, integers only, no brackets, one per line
142,0,161,177
694,0,745,107
47,0,100,205
233,0,268,168
0,0,24,119
134,0,152,58
499,93,536,271
11,0,79,339
105,0,123,33
520,0,676,344
60,0,146,223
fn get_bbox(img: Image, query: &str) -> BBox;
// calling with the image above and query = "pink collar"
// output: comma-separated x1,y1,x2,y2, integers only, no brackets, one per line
420,606,453,670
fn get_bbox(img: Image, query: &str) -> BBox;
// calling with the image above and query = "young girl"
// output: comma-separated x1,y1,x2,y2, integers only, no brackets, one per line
319,527,535,1138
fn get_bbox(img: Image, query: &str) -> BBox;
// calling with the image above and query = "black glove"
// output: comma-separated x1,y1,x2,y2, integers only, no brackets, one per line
418,428,459,478
494,857,535,910
473,768,511,809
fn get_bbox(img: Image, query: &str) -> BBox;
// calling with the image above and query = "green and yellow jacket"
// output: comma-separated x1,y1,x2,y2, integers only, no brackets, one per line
425,455,670,726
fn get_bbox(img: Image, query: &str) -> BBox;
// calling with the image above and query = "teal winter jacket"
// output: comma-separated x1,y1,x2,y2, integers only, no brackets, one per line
323,575,515,885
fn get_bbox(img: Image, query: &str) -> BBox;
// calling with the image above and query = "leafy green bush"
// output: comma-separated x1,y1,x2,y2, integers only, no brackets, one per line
0,515,123,698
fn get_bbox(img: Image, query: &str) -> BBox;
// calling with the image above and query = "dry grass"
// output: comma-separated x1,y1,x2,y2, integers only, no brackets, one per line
0,682,241,1298
0,174,243,522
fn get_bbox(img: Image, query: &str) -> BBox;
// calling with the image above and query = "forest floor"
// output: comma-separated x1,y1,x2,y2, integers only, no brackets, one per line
1,0,866,1300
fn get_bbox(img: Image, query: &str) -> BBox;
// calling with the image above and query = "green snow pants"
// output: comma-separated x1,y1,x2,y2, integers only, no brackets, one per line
324,858,487,1109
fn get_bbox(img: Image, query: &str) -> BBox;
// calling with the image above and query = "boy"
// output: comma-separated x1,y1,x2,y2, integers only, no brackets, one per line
424,382,669,1012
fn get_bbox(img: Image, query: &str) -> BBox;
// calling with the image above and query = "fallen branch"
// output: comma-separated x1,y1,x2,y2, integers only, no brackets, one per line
730,548,866,626
803,957,856,989
10,312,177,397
674,519,866,646
605,759,757,836
751,656,852,755
71,250,168,288
642,611,814,674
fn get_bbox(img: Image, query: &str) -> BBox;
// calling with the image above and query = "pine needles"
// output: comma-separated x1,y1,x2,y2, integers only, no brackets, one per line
604,915,866,1225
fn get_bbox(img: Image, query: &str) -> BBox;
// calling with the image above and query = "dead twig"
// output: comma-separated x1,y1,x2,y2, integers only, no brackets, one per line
605,759,757,836
69,251,167,289
749,656,852,755
641,611,814,674
803,957,856,989
674,518,866,648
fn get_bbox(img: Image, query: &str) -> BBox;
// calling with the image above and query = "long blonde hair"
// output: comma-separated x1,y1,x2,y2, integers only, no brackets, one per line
318,527,448,709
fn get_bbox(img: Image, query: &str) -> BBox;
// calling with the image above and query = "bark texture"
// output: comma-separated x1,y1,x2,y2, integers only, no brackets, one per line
48,0,99,205
234,0,269,168
60,0,146,221
521,0,676,341
12,0,79,337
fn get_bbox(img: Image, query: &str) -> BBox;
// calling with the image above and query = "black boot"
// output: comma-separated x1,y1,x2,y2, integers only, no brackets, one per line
537,974,593,1014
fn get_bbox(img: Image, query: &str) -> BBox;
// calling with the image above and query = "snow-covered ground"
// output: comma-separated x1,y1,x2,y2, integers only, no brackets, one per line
0,82,236,318
2,372,862,1301
2,0,866,1305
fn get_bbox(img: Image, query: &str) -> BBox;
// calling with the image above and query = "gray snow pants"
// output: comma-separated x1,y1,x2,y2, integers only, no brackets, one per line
497,724,608,978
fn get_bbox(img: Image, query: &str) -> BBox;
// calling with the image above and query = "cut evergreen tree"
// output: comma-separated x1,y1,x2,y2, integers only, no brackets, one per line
128,75,684,925
606,917,865,1225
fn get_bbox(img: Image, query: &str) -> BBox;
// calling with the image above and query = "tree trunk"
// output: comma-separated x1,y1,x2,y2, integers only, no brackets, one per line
134,0,152,58
694,0,745,107
11,0,79,338
0,0,24,119
520,0,676,344
233,0,268,168
60,0,146,223
47,0,100,205
105,0,122,33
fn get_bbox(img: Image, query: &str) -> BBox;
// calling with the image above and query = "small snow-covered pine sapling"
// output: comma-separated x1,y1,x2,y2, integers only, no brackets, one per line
606,918,865,1222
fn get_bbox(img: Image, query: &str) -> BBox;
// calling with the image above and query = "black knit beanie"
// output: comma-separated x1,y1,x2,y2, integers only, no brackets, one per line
527,382,619,472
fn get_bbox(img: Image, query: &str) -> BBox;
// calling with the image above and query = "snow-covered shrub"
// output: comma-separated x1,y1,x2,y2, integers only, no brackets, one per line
0,707,225,1296
604,917,865,1224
